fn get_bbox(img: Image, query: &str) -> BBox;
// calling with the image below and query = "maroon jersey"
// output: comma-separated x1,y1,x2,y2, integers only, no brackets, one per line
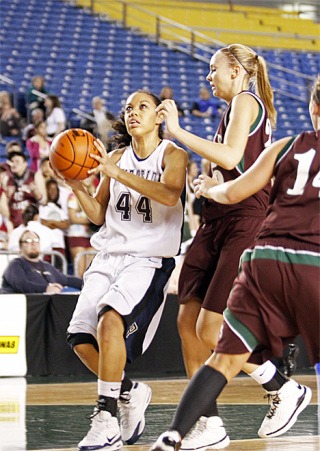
257,131,320,248
5,170,39,228
203,91,272,220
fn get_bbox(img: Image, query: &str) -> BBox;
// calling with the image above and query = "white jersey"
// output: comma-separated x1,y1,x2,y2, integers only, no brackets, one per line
91,139,184,257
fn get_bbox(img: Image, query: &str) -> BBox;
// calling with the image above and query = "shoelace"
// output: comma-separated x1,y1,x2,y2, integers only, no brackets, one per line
264,393,281,419
83,408,108,440
85,407,100,421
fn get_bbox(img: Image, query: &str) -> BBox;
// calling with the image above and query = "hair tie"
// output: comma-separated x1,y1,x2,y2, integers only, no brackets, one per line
255,54,259,61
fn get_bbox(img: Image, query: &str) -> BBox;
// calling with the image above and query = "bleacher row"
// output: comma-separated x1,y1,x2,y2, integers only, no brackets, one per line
1,0,319,168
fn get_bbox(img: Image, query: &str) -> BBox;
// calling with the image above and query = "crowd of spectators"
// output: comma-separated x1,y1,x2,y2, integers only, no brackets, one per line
0,80,219,290
0,137,100,280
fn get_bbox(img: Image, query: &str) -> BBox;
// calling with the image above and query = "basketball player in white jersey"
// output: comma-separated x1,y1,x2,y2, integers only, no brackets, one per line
65,90,188,450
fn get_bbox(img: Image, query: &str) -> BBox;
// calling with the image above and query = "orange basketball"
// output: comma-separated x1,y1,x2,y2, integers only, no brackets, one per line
49,128,100,180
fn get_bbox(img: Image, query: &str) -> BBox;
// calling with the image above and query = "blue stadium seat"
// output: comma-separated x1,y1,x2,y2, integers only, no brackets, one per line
1,0,318,150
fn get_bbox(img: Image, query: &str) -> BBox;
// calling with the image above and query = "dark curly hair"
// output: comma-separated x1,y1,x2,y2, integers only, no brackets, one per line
22,204,39,226
111,90,164,149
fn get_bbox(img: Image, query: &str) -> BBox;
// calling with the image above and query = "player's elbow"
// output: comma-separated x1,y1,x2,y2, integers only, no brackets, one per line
224,188,241,204
90,215,105,226
220,153,242,171
164,192,180,207
220,159,239,171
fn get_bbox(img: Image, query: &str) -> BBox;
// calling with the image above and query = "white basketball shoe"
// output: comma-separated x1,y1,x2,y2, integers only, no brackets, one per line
78,408,122,450
118,381,152,444
180,416,230,450
258,379,312,438
149,430,182,450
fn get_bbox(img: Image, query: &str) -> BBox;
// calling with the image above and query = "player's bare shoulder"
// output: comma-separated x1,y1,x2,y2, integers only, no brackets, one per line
163,141,188,168
108,147,126,164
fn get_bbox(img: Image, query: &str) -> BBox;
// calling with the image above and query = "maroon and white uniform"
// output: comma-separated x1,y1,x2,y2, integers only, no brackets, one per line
217,131,320,365
179,91,272,313
5,170,39,228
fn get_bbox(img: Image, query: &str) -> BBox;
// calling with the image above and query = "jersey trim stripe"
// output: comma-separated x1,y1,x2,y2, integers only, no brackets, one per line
240,245,320,268
223,307,259,352
236,93,265,174
275,136,297,166
249,102,263,134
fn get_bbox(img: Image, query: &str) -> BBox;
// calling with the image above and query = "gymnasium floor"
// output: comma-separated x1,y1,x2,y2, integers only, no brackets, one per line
0,372,318,451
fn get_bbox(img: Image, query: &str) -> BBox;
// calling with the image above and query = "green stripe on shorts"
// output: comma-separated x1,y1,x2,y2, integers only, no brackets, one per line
224,308,259,352
240,246,320,267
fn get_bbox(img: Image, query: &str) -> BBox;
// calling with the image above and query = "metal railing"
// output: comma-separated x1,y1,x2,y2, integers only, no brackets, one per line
0,250,68,276
78,1,319,47
72,0,317,103
73,249,97,277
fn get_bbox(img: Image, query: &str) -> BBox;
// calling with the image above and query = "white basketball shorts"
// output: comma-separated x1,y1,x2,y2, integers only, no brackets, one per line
67,252,175,362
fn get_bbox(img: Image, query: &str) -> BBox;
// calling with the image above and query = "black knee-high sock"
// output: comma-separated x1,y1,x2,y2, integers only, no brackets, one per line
170,365,227,438
205,400,219,417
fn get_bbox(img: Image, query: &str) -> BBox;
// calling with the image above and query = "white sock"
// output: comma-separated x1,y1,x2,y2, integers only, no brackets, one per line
249,361,277,385
98,379,121,399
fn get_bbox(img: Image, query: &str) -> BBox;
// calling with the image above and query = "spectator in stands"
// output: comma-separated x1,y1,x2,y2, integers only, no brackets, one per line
4,140,24,156
22,107,45,141
2,151,46,227
80,97,115,151
25,75,47,114
26,120,52,172
39,178,69,258
92,96,115,149
66,175,96,277
0,90,21,138
1,230,82,294
160,86,184,116
0,171,13,250
0,214,12,250
44,94,66,138
191,86,219,118
35,156,72,215
8,203,54,254
0,140,24,173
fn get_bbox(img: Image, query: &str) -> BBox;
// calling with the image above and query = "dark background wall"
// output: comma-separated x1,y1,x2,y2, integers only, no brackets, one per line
25,294,311,378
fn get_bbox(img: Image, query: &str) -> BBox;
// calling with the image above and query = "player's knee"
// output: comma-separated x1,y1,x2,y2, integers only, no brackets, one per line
177,312,196,341
73,343,87,359
177,301,200,339
97,309,124,344
196,324,218,350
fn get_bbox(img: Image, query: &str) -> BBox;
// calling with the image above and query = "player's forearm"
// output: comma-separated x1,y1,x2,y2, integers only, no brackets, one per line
71,189,106,225
171,127,238,169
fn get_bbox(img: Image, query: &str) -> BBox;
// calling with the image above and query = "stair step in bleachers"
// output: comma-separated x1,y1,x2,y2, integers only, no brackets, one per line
1,0,319,163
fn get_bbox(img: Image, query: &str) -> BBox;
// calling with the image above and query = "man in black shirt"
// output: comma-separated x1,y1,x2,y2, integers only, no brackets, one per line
1,230,82,294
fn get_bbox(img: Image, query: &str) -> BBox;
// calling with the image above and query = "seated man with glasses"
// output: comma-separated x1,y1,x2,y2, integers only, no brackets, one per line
1,230,82,294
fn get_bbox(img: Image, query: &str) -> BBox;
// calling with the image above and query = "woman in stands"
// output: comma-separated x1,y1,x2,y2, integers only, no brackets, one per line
44,94,66,139
26,120,52,172
155,43,295,450
65,174,96,278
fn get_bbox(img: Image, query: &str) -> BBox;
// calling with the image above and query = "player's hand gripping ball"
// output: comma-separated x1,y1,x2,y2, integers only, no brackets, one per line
49,128,100,180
